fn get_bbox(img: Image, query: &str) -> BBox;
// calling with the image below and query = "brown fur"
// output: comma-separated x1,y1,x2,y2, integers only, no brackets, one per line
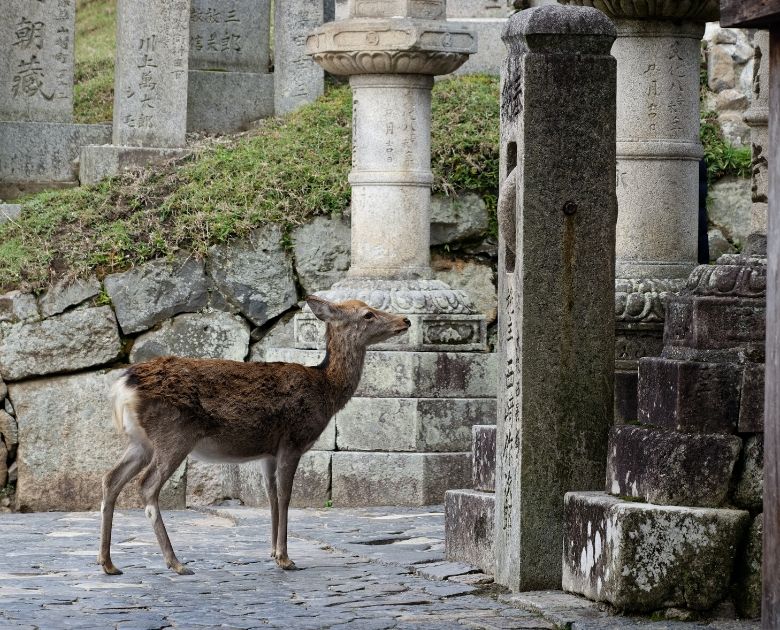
98,297,410,576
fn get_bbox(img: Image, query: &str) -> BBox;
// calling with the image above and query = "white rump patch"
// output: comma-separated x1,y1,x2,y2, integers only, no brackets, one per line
145,505,158,521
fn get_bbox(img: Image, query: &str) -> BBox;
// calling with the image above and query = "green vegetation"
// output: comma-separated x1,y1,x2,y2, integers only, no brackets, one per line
74,0,116,123
0,76,499,292
700,111,752,184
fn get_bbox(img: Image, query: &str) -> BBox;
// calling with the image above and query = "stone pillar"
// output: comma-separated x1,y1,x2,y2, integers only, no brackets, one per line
274,0,324,115
0,0,111,198
187,0,274,133
744,30,770,245
80,0,191,185
493,5,617,591
562,0,720,423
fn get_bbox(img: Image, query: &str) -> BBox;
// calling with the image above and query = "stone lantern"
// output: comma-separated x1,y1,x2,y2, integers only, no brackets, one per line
262,1,496,505
560,0,720,420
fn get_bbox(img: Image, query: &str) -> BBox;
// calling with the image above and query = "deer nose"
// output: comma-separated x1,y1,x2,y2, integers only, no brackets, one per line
402,317,411,327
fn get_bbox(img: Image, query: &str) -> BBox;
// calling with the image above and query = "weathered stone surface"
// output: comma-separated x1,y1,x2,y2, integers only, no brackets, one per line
638,357,741,433
292,216,351,295
0,440,6,487
735,513,762,619
274,0,323,114
332,452,470,506
114,0,190,148
104,257,209,334
38,276,101,318
0,122,111,191
739,363,764,432
708,227,736,261
79,145,190,185
185,458,232,507
430,194,490,245
447,0,511,18
262,348,496,399
0,376,6,400
606,425,741,507
708,176,752,247
247,309,298,362
495,4,617,592
445,489,495,574
732,434,763,511
0,0,75,122
0,410,18,448
130,310,250,363
335,397,495,453
10,370,185,511
0,290,38,323
208,225,297,327
708,44,737,92
563,491,750,612
0,306,121,381
225,451,331,508
187,70,274,134
189,0,270,73
472,425,496,492
432,257,497,322
450,18,505,76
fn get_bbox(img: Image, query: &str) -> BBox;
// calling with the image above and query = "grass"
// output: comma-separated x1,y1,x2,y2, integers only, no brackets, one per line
700,111,752,184
74,0,116,123
0,76,500,292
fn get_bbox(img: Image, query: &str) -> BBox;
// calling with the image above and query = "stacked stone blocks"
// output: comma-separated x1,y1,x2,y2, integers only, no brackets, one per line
564,253,765,617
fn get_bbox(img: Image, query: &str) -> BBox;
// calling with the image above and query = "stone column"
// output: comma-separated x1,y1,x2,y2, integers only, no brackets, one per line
187,0,274,133
0,0,111,198
493,5,617,591
744,30,770,245
562,0,720,422
80,0,191,185
274,0,324,115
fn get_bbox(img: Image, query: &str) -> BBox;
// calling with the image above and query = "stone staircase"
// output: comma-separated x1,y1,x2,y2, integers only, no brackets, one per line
444,424,496,575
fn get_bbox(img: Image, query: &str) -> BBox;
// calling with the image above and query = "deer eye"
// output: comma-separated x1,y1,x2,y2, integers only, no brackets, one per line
363,311,375,320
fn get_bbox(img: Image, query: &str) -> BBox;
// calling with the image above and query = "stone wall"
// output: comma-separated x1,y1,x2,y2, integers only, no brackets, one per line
0,193,497,512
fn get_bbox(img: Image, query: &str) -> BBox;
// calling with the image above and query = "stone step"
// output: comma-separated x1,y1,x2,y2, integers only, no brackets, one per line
606,425,741,507
444,489,495,575
472,425,496,492
263,348,496,399
563,491,750,613
332,452,471,507
336,398,496,453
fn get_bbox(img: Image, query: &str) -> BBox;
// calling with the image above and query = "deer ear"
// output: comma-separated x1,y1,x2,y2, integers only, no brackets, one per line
306,296,340,322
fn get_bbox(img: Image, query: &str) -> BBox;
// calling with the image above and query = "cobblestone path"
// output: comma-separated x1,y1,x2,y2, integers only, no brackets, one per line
0,507,761,629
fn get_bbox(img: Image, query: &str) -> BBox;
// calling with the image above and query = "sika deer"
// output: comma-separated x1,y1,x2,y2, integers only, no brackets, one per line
99,296,410,575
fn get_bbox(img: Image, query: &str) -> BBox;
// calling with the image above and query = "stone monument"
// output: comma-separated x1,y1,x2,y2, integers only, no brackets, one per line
187,0,274,133
80,0,191,184
561,0,720,422
745,30,770,245
257,0,494,506
0,0,110,198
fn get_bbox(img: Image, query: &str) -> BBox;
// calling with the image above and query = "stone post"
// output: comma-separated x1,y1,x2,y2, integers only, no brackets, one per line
744,30,770,245
493,5,617,591
187,0,274,133
562,0,720,423
80,0,191,184
274,0,324,115
0,0,111,198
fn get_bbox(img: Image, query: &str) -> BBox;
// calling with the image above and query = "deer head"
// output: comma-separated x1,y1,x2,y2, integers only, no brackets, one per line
306,296,410,346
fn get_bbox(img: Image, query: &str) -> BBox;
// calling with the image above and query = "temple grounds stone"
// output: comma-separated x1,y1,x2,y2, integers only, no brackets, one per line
735,514,763,619
1,0,75,122
275,0,323,115
493,5,617,591
0,306,121,381
445,489,495,574
187,71,274,134
292,216,351,295
38,276,101,318
562,492,749,612
9,370,185,511
471,425,495,492
733,434,763,511
80,0,190,183
0,290,38,323
606,425,741,507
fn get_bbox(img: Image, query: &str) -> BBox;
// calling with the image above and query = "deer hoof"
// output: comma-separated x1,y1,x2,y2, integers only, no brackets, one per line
275,556,297,570
171,563,194,576
101,562,123,576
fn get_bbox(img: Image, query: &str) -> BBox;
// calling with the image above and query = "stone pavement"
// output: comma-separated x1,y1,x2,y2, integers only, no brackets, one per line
0,506,761,629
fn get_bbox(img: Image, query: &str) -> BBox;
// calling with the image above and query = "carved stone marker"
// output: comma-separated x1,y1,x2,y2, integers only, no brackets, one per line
187,0,274,133
80,0,190,184
274,0,324,115
493,5,617,591
0,0,75,123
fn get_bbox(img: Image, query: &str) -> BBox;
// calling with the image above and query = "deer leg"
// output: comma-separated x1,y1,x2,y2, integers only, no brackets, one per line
140,450,192,575
259,457,279,559
99,441,152,575
274,450,301,570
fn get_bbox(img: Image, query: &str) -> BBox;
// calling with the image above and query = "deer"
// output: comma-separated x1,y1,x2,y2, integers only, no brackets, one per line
98,296,411,576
